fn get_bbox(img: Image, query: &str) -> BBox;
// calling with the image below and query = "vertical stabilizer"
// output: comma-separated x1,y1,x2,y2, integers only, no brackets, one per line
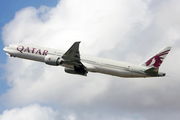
141,46,171,68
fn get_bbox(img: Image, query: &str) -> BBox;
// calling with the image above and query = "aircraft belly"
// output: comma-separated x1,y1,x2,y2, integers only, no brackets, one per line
94,66,127,77
95,66,148,78
14,52,44,62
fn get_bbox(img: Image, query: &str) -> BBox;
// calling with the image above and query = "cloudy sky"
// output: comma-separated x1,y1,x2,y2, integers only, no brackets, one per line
0,0,180,120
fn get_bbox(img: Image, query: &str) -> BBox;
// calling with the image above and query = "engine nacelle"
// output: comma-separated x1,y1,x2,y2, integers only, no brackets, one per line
44,55,62,66
65,67,87,76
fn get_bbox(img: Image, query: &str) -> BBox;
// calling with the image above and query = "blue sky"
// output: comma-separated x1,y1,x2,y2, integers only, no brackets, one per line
0,0,58,111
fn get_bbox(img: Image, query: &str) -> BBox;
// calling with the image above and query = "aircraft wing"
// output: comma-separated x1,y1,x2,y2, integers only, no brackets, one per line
62,41,81,61
62,41,87,75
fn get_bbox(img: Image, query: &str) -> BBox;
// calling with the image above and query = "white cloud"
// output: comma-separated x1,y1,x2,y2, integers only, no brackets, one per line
1,0,180,120
0,103,147,120
0,104,60,120
2,0,150,55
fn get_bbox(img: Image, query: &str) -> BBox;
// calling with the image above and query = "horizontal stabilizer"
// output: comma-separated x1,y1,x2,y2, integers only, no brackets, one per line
144,67,158,74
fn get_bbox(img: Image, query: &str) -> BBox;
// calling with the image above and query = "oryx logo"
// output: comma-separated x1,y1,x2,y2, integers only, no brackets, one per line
145,49,170,68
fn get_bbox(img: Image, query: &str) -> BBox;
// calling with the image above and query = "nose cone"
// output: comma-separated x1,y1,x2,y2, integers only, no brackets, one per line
3,47,8,52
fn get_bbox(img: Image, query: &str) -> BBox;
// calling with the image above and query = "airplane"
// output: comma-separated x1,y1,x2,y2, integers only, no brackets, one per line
3,42,171,78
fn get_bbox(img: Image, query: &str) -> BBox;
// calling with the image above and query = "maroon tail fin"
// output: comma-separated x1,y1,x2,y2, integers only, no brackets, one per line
141,46,171,68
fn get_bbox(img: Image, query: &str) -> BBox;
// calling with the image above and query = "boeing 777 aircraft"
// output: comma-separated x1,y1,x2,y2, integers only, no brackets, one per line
3,42,171,78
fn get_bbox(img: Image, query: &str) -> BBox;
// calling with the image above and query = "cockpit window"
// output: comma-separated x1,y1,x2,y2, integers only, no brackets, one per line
6,45,9,47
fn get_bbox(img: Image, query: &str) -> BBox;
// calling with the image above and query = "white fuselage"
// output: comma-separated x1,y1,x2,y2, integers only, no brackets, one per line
3,44,161,78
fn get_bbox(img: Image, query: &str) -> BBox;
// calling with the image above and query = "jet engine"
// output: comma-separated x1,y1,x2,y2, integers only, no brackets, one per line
44,55,63,66
65,67,87,76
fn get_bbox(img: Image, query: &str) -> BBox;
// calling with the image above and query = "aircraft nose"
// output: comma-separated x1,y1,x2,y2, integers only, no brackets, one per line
3,47,8,52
